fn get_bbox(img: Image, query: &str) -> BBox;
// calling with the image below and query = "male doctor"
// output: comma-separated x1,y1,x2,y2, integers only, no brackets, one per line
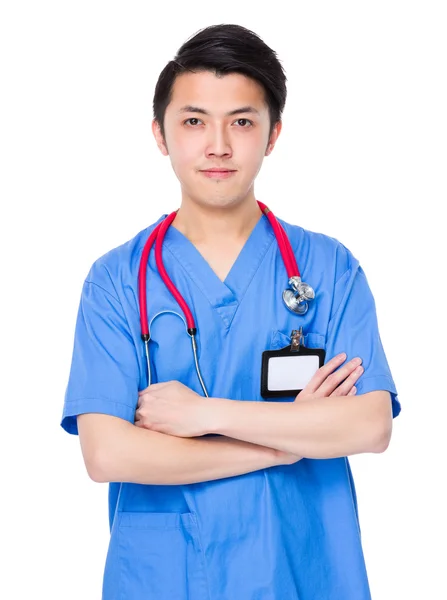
62,23,400,600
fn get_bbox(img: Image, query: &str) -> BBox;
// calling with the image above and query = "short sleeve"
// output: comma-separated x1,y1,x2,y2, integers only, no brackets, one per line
61,279,140,435
325,250,401,418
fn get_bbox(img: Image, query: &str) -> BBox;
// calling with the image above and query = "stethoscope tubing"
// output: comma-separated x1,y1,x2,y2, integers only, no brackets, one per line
139,201,300,338
137,200,305,396
257,200,301,279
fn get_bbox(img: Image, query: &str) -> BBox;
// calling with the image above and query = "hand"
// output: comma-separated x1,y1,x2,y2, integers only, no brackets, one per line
296,352,363,401
276,353,363,466
134,380,212,438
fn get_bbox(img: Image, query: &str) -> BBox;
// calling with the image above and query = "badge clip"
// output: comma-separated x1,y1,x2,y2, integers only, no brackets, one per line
290,327,303,352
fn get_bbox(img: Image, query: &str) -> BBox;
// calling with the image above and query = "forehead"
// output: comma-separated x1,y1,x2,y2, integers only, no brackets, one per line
167,71,268,115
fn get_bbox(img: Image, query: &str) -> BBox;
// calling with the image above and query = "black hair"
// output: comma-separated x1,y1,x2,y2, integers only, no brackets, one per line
153,24,287,143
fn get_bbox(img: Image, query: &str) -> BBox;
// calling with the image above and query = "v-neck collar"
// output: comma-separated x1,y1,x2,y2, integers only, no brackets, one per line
161,212,275,327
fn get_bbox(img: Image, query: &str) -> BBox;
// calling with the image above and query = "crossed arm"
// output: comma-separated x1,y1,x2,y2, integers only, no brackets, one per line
206,388,392,458
134,352,393,459
78,353,393,485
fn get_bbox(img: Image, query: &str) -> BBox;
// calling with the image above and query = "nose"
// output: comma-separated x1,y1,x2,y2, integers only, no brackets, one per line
205,123,233,159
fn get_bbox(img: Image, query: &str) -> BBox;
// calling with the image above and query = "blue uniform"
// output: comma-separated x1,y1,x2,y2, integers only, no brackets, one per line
61,212,400,599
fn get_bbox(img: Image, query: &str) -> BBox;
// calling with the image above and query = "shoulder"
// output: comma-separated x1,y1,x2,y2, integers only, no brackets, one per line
83,214,167,299
276,216,360,282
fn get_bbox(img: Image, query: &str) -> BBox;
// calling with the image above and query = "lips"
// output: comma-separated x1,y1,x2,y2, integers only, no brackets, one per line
201,169,236,173
200,169,237,179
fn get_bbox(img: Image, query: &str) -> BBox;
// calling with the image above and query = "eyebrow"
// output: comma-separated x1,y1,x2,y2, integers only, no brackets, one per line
177,105,260,117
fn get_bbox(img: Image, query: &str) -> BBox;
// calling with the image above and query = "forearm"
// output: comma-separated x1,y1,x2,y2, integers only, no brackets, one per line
78,414,283,485
209,392,392,459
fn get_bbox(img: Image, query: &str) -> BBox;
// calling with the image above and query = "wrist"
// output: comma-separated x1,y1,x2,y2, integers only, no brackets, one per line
206,397,231,435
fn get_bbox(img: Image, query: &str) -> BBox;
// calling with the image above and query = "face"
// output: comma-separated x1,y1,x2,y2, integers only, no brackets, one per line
152,70,281,210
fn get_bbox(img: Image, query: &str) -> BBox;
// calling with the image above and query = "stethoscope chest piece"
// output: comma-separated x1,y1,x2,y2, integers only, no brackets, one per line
283,276,315,315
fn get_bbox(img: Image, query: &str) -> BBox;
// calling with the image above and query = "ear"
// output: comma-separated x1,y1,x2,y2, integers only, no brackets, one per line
152,119,169,156
265,120,283,156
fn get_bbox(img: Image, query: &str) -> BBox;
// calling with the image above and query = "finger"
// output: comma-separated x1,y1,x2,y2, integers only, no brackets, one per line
348,386,357,395
316,358,363,397
138,383,162,396
329,365,364,397
137,391,156,407
140,385,152,394
138,381,172,396
302,353,347,394
137,393,148,408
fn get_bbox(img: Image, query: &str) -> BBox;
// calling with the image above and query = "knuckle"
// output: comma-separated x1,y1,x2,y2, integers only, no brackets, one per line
320,368,332,382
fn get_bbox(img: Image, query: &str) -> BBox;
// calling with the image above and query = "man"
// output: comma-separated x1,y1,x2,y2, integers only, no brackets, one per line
61,23,400,600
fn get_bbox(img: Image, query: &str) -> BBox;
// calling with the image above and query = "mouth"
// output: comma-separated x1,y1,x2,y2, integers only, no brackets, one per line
200,169,237,179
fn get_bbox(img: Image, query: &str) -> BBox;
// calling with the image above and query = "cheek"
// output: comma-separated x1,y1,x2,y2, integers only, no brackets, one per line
242,146,266,178
240,133,267,161
176,136,198,158
169,143,199,178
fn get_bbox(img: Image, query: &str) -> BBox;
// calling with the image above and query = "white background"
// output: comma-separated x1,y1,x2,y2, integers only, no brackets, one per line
1,1,445,598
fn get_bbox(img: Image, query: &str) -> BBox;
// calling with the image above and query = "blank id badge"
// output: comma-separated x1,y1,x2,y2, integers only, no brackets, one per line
261,328,325,399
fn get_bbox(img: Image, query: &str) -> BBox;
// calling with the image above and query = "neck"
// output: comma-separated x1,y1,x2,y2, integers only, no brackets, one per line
171,198,263,245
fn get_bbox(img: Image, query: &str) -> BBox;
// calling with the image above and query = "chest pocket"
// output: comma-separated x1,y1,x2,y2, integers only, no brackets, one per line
270,329,326,351
148,310,203,391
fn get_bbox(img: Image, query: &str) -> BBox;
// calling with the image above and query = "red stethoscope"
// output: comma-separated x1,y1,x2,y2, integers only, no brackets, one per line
138,200,315,396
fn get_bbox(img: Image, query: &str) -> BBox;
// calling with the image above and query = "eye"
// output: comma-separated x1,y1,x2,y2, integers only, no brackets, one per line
183,118,202,127
183,118,254,127
235,118,253,128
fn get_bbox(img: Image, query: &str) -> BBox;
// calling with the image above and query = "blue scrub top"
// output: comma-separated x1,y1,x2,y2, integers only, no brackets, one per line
61,211,400,600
